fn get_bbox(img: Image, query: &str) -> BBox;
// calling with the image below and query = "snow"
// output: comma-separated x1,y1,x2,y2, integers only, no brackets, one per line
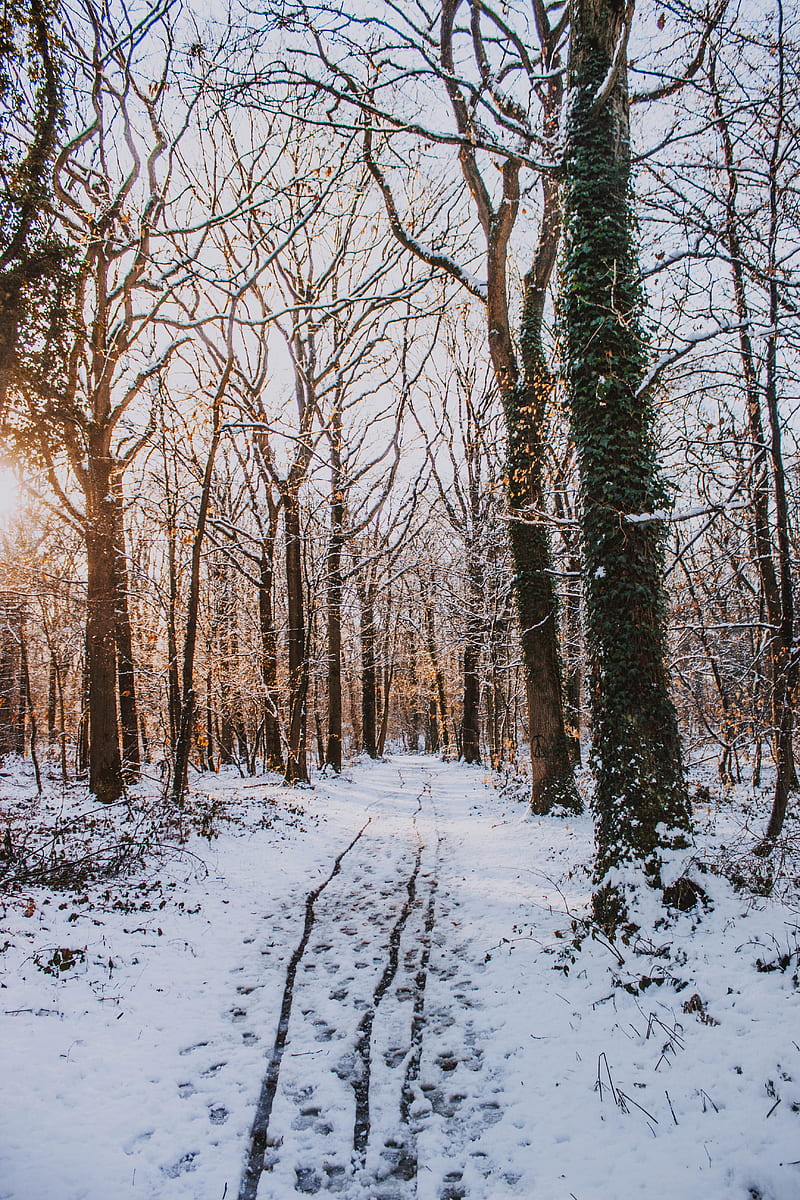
1,756,799,1199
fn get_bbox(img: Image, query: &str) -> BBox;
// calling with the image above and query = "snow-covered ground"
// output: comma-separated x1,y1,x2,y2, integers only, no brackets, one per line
1,755,799,1199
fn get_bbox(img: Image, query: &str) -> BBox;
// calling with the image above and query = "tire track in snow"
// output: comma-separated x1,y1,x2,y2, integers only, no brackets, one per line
351,785,430,1171
238,818,372,1200
238,761,489,1199
370,778,443,1192
396,834,441,1185
351,839,423,1166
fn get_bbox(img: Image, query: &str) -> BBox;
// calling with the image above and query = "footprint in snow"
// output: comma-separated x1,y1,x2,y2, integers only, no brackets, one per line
161,1151,198,1178
178,1040,208,1055
201,1061,226,1077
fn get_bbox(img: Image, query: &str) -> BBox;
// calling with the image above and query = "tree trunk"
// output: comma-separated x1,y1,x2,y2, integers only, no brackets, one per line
171,343,238,804
487,603,512,767
0,593,23,759
461,637,481,764
161,435,181,754
761,69,798,838
40,612,69,778
283,492,309,784
20,637,41,792
406,630,423,752
14,637,25,757
325,534,344,770
503,491,575,804
565,565,583,766
424,599,450,755
203,667,215,773
110,481,140,778
437,0,578,811
85,454,124,803
325,420,345,772
511,164,582,810
47,652,57,745
359,576,378,759
77,657,89,777
426,696,438,753
561,0,691,929
258,517,284,773
377,663,393,758
215,563,242,768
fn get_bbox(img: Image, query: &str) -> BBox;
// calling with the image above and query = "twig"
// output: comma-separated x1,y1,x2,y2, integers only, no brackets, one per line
665,1090,679,1125
617,1090,659,1125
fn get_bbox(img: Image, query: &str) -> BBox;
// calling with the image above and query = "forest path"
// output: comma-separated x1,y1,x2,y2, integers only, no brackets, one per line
4,756,798,1200
236,757,507,1200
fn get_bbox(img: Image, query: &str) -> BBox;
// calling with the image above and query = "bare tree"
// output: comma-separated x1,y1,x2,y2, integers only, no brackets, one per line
5,2,204,801
255,0,580,809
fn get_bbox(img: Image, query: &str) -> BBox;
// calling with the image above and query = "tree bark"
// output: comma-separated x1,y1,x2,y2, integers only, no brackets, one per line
110,480,140,778
761,16,797,837
377,662,393,758
172,412,225,805
283,492,309,784
0,594,23,760
358,575,378,759
438,0,578,811
0,0,60,419
561,0,691,930
325,414,345,772
85,450,124,803
461,637,481,764
258,509,284,773
424,599,450,755
511,126,582,811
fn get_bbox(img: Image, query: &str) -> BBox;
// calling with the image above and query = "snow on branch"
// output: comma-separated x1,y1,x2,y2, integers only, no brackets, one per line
591,0,635,117
505,498,750,530
624,499,750,525
635,320,748,397
363,119,488,301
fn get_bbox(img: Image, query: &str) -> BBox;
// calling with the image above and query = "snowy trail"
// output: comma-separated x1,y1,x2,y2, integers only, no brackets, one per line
239,759,498,1200
5,754,800,1200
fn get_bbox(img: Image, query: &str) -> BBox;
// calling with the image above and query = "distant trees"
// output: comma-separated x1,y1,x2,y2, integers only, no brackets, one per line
416,324,514,767
635,0,800,846
2,0,198,801
0,0,797,919
283,0,581,809
706,8,799,845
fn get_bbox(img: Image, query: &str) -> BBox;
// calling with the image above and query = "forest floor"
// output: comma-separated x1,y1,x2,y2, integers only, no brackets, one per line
1,754,799,1200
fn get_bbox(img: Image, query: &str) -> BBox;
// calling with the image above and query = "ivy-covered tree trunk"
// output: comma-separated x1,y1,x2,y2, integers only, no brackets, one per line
560,0,692,930
0,0,61,419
